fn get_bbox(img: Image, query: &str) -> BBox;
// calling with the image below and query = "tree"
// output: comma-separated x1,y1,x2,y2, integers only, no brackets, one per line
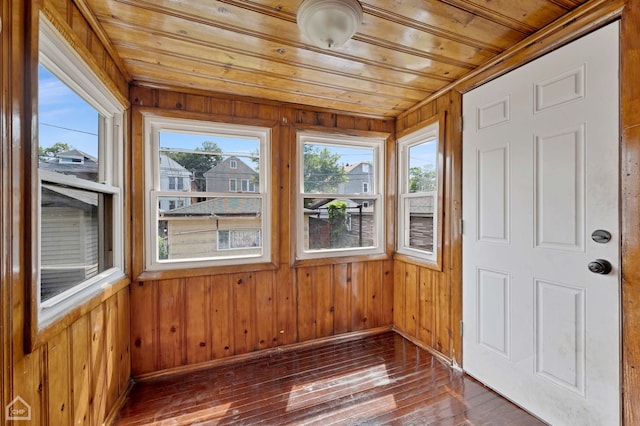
39,142,72,161
409,165,436,192
327,200,348,248
164,141,222,191
303,145,346,193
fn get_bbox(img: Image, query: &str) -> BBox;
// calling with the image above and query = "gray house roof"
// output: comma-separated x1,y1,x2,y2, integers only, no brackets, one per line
162,197,261,217
39,149,98,180
159,154,192,177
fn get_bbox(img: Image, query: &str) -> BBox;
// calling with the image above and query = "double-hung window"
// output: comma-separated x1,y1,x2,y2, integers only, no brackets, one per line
37,16,125,326
144,116,271,270
397,121,442,264
296,132,385,260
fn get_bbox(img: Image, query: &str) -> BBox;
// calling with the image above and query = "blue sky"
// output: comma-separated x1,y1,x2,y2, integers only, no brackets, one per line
38,65,99,157
38,63,437,170
159,132,259,159
409,140,438,170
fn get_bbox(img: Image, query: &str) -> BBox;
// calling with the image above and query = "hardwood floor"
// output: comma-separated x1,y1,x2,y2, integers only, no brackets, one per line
113,332,545,425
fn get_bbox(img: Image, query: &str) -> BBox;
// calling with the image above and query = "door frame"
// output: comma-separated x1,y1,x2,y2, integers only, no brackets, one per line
443,1,639,423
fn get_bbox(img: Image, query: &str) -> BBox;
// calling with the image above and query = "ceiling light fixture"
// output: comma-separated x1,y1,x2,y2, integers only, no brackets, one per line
296,0,363,50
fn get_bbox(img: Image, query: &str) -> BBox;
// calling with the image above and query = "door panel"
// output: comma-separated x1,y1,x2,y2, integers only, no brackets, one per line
463,22,620,425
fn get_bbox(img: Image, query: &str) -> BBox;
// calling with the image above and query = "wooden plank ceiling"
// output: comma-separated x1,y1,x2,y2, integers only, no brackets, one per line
83,0,589,118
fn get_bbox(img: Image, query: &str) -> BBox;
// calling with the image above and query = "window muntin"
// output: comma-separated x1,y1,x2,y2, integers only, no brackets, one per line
145,117,270,270
397,122,440,262
37,16,124,325
297,132,385,259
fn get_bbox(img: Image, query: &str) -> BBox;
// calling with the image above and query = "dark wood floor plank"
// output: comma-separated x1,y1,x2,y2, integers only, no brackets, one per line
114,332,545,425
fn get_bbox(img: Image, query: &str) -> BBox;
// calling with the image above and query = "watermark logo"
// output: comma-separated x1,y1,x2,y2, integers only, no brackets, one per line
6,396,31,421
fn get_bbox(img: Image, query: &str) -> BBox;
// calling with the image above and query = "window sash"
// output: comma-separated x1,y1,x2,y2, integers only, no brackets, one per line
296,132,385,260
36,15,125,328
143,116,271,270
396,121,441,264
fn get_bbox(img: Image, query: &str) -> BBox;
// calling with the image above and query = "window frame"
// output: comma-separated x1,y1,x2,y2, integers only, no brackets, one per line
36,15,125,328
396,118,445,269
295,131,386,261
143,115,272,271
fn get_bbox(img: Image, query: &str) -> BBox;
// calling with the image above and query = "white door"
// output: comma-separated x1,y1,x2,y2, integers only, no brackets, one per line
462,22,620,425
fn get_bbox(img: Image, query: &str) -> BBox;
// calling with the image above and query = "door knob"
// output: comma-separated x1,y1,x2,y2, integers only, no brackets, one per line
588,259,612,275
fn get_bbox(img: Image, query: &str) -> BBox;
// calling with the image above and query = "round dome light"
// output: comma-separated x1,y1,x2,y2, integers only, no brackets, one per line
297,0,363,49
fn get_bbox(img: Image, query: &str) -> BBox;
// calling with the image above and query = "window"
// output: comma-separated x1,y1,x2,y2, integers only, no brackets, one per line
144,116,271,270
37,16,124,325
218,229,262,250
297,132,385,260
241,179,256,192
397,121,442,264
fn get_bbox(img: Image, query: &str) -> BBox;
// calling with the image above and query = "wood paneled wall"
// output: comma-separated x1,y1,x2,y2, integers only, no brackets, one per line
1,0,132,424
392,91,463,363
129,85,396,377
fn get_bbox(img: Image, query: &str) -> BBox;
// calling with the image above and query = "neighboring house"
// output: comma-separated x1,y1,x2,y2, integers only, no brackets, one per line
39,149,100,300
39,148,98,181
159,153,193,211
339,162,373,194
204,156,258,193
40,184,98,301
160,197,262,259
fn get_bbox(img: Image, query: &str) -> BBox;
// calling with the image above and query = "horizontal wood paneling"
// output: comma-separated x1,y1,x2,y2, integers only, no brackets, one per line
82,0,593,118
129,85,395,376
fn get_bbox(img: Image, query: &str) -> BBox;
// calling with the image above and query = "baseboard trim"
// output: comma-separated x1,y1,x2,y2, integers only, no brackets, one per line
103,378,135,426
391,327,454,368
134,326,393,382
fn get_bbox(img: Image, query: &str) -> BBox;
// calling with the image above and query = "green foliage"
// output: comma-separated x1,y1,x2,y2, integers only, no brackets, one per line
39,142,72,161
327,200,348,248
303,145,346,193
164,141,222,191
158,235,168,260
409,165,436,192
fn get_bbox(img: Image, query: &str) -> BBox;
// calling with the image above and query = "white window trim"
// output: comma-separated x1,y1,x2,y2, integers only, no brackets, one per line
143,115,271,270
230,159,238,169
296,132,385,260
229,178,238,192
362,182,369,193
37,15,125,328
396,122,439,262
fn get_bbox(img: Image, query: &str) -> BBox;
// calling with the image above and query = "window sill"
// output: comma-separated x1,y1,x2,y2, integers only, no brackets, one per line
28,272,130,351
137,261,278,282
292,252,391,269
393,252,442,272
